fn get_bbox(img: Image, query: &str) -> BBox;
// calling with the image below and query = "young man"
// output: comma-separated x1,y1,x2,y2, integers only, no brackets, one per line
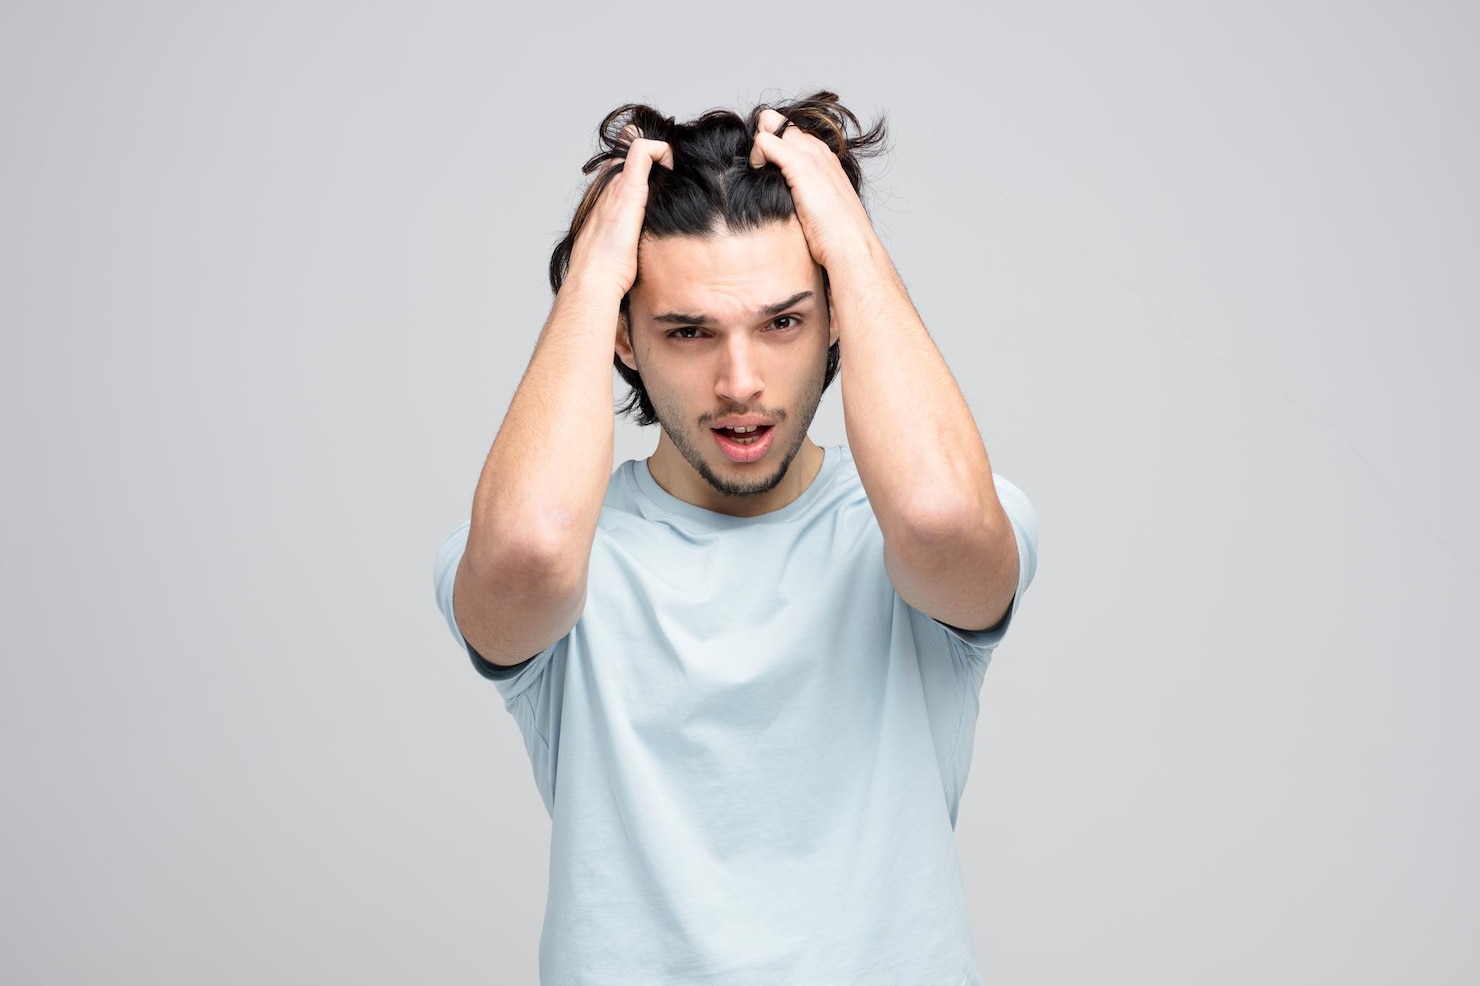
434,92,1039,985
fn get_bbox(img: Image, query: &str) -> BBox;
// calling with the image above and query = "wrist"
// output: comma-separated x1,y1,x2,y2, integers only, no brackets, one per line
819,232,896,287
557,270,630,311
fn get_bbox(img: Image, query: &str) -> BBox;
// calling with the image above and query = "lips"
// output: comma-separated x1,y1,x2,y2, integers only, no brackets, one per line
712,423,775,462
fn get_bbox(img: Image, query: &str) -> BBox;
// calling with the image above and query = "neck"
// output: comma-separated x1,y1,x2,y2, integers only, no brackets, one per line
647,435,825,517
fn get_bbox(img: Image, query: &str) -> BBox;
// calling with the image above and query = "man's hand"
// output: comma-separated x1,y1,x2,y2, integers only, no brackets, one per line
748,109,878,271
565,130,673,296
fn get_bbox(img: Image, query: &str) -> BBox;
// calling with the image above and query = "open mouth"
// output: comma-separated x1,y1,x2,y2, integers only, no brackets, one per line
712,424,775,462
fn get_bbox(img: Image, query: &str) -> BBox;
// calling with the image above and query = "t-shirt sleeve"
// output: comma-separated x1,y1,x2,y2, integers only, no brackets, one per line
938,474,1040,654
432,522,556,697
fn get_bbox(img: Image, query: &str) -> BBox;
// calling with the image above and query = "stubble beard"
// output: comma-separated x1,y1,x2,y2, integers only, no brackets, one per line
648,368,827,498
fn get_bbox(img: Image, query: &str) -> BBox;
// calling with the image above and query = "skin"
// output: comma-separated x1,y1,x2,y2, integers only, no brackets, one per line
454,111,1018,666
618,218,836,518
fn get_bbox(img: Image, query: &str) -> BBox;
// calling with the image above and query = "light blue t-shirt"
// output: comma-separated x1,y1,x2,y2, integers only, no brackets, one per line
434,447,1039,985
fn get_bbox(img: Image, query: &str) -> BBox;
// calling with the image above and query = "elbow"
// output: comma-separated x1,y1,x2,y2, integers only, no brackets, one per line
887,491,1011,572
460,521,588,602
891,491,986,550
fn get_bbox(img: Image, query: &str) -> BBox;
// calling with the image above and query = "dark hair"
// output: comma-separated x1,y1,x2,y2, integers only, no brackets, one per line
548,91,887,425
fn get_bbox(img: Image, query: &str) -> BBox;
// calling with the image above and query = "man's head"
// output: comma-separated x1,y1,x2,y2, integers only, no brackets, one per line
548,92,885,503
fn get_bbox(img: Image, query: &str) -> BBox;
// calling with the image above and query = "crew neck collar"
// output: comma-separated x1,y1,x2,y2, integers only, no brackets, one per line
628,446,844,530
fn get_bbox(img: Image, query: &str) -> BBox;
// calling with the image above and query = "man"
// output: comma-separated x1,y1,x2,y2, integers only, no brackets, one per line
433,92,1039,985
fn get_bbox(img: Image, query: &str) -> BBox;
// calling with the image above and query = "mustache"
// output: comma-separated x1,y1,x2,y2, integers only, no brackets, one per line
697,406,789,427
701,402,793,426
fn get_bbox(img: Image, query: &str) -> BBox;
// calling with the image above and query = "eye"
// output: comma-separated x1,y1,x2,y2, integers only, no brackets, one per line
667,326,706,340
769,315,801,331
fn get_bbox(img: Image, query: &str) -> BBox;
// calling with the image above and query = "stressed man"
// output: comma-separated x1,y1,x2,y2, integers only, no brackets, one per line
433,92,1039,985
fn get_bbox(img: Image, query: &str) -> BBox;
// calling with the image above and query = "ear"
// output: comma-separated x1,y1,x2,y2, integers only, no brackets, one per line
614,311,638,371
825,283,838,347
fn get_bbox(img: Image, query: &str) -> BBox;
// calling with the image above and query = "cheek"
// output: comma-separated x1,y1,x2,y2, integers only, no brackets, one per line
634,348,697,405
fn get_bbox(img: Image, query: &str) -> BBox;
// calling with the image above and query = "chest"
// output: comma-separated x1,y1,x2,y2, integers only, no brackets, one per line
572,509,906,743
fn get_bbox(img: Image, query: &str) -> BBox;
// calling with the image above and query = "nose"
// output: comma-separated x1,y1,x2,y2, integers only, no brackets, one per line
715,333,763,405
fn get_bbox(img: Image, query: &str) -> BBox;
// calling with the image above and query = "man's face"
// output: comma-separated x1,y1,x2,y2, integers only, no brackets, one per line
619,217,836,513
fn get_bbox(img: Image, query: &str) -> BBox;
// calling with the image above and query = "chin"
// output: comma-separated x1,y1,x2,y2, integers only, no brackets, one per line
669,424,803,498
697,460,791,497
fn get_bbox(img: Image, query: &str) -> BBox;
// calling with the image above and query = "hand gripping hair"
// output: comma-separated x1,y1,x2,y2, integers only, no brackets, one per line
548,91,888,426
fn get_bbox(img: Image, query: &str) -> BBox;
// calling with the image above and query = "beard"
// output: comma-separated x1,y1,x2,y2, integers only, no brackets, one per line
646,366,828,498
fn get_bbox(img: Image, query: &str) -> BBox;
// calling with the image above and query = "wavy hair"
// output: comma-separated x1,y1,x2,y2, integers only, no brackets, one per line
548,91,887,425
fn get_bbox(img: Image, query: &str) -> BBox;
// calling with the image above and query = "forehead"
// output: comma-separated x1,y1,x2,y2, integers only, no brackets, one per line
632,219,820,318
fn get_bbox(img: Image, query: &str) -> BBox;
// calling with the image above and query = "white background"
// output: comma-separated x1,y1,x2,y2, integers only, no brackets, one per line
3,1,1476,982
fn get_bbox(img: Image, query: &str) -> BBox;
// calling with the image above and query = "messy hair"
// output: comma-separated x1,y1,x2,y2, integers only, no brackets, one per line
548,91,888,425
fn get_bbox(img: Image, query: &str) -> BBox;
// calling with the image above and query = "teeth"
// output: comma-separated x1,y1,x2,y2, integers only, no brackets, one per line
726,425,757,433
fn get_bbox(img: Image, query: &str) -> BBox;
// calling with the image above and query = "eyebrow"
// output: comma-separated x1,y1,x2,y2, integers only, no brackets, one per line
651,290,815,325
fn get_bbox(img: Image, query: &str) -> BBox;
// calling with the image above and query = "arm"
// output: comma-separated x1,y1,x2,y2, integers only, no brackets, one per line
454,137,673,664
750,113,1017,631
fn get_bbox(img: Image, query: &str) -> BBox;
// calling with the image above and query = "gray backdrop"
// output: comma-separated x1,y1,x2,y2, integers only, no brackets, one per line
3,1,1476,982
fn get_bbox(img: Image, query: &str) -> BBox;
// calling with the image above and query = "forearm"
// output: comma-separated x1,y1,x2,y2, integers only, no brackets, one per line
748,109,1001,538
830,242,1018,628
464,276,623,584
831,242,1002,544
